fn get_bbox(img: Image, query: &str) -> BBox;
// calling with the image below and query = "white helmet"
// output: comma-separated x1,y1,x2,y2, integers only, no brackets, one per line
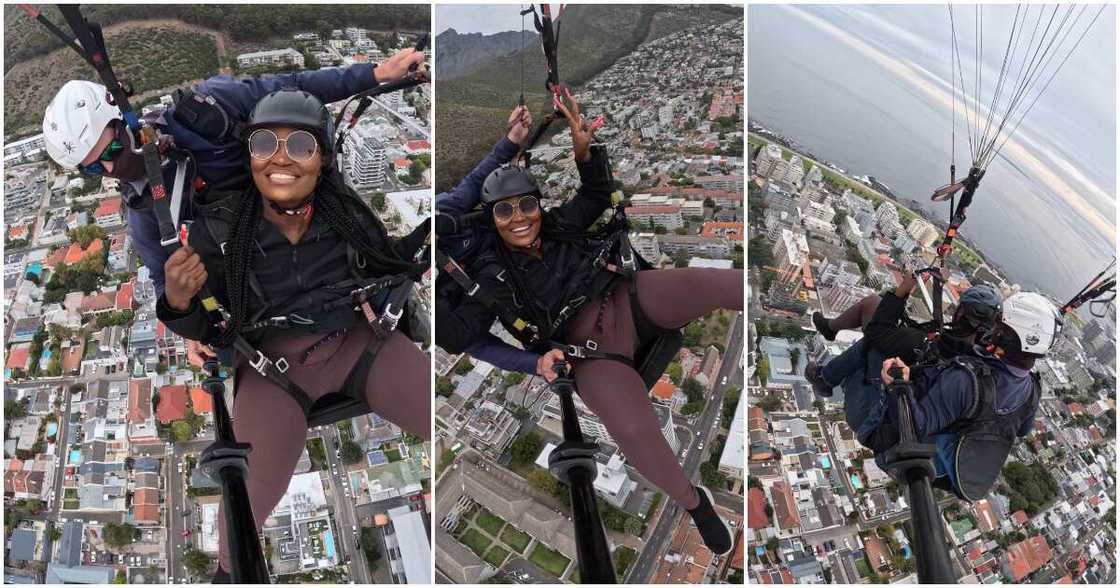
42,80,122,169
1000,292,1062,355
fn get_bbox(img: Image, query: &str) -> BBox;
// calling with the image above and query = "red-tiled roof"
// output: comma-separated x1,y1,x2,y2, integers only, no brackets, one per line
61,340,84,374
748,406,767,432
80,291,115,313
975,499,998,533
1005,535,1052,582
190,388,212,414
133,488,160,523
156,385,189,423
1012,510,1029,525
6,344,32,370
128,379,152,423
747,488,769,529
771,481,800,530
405,140,430,151
115,282,134,311
94,197,122,218
651,377,676,401
63,240,104,265
701,221,744,241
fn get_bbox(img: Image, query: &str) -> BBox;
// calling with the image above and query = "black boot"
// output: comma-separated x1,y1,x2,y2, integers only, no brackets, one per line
687,486,733,555
804,362,833,398
211,566,230,584
812,311,837,341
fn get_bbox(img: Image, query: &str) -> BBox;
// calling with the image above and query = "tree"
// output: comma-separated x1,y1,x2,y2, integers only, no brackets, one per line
170,421,194,443
370,192,386,211
700,462,727,489
68,224,106,249
666,362,683,385
183,548,213,578
340,440,364,465
526,467,559,496
454,357,474,375
624,516,643,537
682,322,703,348
49,527,62,541
503,372,525,387
436,375,454,397
113,569,127,584
103,522,138,550
5,399,28,419
510,431,542,466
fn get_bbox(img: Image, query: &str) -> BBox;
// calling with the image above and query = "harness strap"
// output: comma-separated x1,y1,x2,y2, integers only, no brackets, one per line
552,341,632,366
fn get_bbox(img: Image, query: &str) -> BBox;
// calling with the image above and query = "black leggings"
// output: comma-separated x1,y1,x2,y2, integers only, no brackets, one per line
563,268,743,509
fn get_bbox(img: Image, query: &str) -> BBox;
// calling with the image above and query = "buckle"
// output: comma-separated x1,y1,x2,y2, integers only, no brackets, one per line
466,283,480,296
566,345,584,359
620,250,635,269
586,340,598,351
248,351,269,376
275,357,289,373
380,303,404,331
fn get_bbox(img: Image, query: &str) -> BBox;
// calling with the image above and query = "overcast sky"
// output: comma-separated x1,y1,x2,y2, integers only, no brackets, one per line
437,5,530,35
778,4,1116,240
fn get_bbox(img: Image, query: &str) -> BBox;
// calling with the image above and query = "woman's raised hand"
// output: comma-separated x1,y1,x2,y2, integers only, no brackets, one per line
506,105,533,145
552,86,595,162
377,47,427,83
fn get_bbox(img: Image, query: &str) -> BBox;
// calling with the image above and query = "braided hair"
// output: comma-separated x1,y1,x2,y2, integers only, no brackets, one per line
215,167,424,347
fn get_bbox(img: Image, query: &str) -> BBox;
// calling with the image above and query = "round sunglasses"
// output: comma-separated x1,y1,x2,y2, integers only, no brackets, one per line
248,129,319,162
492,195,540,222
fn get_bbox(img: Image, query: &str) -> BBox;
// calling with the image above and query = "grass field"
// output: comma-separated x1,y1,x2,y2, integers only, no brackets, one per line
475,508,505,537
459,528,491,557
529,543,571,578
484,545,510,567
500,525,531,554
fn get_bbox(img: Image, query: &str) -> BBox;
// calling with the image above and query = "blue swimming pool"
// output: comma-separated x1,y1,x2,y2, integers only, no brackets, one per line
325,530,336,559
850,474,863,489
819,455,831,469
47,422,58,437
69,449,81,463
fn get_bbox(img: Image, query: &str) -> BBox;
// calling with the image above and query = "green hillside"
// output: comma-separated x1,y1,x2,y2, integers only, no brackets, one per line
434,4,739,192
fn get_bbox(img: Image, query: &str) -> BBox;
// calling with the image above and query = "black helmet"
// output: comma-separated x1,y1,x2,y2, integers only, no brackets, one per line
952,283,1002,333
245,89,334,164
481,165,539,205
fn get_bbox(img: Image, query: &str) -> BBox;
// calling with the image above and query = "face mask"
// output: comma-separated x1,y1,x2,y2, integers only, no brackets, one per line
101,125,147,182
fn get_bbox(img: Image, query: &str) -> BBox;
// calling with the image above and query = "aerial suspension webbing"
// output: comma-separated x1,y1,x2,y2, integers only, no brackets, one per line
923,5,1103,330
517,3,567,167
333,34,429,161
1062,258,1116,317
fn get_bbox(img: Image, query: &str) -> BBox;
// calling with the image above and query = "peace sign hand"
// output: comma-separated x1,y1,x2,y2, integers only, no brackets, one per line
552,86,595,162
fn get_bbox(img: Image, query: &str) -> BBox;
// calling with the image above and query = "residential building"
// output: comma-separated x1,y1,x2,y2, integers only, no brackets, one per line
237,48,305,69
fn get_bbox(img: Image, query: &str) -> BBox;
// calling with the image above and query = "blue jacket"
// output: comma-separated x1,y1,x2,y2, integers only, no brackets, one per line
886,353,1038,488
435,136,538,375
128,64,378,295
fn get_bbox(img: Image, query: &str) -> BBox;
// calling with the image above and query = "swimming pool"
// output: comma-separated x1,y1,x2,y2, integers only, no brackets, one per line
47,422,58,437
69,449,81,464
819,455,831,469
850,474,863,489
324,530,336,559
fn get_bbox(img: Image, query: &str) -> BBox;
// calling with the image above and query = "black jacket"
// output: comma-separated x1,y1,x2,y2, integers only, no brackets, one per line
157,170,425,345
436,147,616,354
864,291,974,364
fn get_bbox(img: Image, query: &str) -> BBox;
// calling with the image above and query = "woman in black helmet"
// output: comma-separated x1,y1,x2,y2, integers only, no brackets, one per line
156,89,430,579
436,89,743,555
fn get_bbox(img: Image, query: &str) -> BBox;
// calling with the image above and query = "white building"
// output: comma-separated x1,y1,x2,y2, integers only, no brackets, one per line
236,48,305,69
719,394,744,483
536,444,637,509
626,205,683,231
344,127,386,189
907,218,940,248
385,505,431,584
754,143,783,177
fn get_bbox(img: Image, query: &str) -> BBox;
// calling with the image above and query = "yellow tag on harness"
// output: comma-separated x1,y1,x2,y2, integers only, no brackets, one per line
513,318,527,331
201,297,220,312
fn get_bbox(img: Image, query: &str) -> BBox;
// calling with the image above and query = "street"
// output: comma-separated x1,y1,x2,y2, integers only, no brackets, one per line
627,312,744,583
